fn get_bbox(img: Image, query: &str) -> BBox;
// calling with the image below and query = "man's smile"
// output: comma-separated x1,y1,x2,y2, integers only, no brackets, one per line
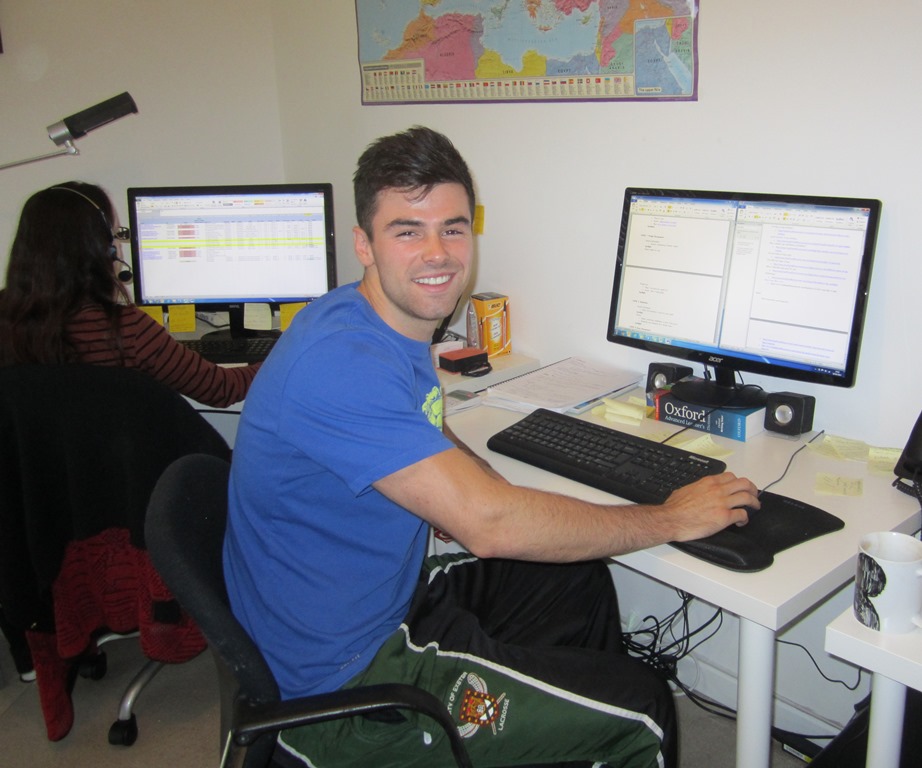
414,274,453,286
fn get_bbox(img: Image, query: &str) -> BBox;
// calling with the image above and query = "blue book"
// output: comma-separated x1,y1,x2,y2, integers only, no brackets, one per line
652,388,765,442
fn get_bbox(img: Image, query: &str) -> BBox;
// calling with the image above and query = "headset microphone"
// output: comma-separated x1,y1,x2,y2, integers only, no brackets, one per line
113,257,133,283
50,185,133,283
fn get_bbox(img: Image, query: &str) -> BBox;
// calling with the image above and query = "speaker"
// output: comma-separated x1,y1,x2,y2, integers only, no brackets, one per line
646,363,693,394
764,392,816,435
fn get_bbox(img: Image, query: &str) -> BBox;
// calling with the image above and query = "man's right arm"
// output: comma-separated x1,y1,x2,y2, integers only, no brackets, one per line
373,446,756,563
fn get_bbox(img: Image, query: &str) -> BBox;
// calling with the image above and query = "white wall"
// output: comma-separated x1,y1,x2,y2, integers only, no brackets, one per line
0,0,285,256
3,0,918,739
267,0,922,450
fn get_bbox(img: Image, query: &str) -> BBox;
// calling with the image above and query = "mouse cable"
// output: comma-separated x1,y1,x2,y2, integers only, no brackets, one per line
759,429,826,494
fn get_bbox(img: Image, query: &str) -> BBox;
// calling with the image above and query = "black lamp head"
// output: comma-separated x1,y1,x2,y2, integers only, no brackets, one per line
46,92,138,146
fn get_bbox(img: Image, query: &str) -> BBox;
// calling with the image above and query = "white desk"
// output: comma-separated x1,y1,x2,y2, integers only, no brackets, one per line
447,401,920,768
436,352,540,394
825,608,922,768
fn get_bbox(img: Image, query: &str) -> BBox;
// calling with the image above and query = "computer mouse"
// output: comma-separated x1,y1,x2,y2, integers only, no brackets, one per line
733,504,758,519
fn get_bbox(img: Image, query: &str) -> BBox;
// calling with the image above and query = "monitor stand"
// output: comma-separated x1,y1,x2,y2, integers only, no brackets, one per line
202,304,281,340
669,366,767,410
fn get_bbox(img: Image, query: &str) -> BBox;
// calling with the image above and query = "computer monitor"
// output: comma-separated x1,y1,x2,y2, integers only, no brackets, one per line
607,188,881,408
127,183,337,338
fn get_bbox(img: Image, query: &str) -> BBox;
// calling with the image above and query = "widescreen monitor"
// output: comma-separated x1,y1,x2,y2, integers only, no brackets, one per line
607,188,881,408
128,183,337,338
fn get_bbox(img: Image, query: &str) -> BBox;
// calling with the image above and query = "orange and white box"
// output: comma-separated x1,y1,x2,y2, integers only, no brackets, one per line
467,292,511,358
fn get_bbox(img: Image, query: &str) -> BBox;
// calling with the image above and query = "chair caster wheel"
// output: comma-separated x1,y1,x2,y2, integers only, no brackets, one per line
78,651,108,680
108,714,138,746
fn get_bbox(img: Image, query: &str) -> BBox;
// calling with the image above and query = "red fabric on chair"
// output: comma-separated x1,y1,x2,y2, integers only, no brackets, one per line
25,629,76,742
26,528,207,741
0,364,230,742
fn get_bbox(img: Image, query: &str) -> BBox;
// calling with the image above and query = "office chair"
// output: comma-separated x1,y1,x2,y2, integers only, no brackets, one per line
145,453,474,768
0,364,231,744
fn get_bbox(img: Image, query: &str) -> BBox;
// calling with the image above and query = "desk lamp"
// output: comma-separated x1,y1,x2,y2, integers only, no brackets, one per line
0,92,138,171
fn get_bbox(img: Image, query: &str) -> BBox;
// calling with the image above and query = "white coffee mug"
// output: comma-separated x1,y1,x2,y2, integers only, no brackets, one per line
853,531,922,634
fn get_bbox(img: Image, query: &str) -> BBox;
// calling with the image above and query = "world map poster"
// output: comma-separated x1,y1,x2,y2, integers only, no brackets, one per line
355,0,699,104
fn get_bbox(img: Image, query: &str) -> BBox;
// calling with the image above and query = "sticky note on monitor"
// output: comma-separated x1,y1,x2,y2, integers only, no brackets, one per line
168,304,196,333
138,305,164,326
280,302,307,331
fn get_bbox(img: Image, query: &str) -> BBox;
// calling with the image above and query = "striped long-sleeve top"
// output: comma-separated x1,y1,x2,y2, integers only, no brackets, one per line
66,304,259,408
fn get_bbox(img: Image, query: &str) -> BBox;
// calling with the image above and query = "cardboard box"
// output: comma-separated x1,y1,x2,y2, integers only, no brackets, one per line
466,292,511,358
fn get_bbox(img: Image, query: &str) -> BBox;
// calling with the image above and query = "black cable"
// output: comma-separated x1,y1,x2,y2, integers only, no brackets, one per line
657,370,763,446
625,588,855,746
776,639,863,691
658,404,721,445
760,429,826,494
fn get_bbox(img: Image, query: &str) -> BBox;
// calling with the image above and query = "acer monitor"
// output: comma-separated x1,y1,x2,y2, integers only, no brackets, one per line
606,188,881,408
128,183,337,338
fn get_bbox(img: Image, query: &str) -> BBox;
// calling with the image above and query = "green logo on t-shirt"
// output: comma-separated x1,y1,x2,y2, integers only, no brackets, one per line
423,386,442,429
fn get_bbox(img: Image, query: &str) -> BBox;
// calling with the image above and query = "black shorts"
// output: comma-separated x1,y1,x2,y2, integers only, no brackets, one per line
276,555,676,768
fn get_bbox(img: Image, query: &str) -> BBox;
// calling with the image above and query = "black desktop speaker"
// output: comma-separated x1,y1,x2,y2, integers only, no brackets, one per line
646,363,693,394
764,392,816,435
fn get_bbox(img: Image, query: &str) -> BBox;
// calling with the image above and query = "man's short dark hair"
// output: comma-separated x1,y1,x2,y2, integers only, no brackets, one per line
353,126,475,237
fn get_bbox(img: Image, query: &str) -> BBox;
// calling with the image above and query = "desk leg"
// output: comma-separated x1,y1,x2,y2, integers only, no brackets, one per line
736,619,775,768
865,673,906,768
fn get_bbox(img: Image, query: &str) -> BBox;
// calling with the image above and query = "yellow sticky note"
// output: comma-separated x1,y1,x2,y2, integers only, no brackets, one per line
168,304,196,333
673,433,733,460
827,435,870,462
603,411,643,427
806,434,869,462
138,305,164,326
280,302,307,331
243,303,272,331
868,446,902,476
600,398,646,421
815,472,863,496
473,204,485,235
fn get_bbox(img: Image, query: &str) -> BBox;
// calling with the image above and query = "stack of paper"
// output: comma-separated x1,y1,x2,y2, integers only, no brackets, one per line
481,357,641,414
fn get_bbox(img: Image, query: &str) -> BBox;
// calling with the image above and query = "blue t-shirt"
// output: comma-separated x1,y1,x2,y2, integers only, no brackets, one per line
223,284,452,698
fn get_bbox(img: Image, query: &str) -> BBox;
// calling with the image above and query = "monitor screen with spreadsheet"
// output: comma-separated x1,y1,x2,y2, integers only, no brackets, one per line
127,183,337,337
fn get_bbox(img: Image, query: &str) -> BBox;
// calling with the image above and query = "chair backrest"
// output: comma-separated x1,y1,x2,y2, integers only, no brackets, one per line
145,453,280,768
0,363,230,631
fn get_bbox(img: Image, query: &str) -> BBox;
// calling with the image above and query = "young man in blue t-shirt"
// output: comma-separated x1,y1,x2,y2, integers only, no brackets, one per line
223,126,758,767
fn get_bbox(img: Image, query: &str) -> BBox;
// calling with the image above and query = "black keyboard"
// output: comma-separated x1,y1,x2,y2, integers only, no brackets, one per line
486,408,726,504
179,336,277,364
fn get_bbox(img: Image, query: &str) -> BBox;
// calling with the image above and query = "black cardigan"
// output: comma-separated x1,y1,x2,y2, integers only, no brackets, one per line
0,364,231,631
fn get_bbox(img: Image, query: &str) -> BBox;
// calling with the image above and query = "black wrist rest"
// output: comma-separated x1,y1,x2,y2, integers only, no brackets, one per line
669,490,845,572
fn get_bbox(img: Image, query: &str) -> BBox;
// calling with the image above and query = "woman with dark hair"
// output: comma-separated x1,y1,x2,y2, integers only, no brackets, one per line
0,181,259,406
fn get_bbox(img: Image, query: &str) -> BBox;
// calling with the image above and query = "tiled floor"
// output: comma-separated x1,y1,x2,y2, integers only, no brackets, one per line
0,638,805,767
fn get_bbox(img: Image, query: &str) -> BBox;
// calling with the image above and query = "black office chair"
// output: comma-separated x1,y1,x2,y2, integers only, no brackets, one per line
144,453,474,768
0,363,231,745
